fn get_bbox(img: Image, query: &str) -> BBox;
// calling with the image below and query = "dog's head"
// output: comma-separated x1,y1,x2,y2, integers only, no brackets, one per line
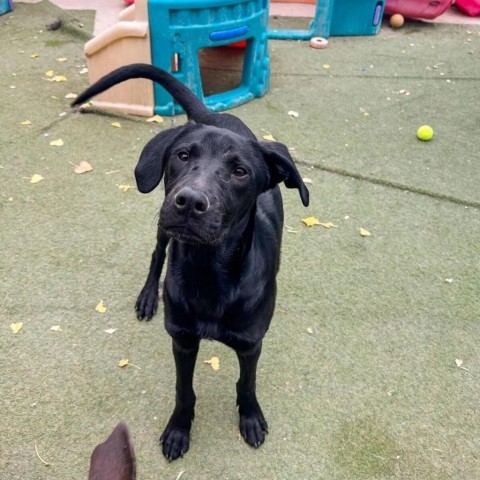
135,122,309,245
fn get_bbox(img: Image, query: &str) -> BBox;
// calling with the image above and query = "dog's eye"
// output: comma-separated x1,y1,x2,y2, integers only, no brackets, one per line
177,151,189,161
232,167,248,178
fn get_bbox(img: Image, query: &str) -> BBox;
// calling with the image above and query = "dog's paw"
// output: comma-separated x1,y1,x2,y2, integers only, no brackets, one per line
135,283,160,320
160,425,190,461
238,402,268,448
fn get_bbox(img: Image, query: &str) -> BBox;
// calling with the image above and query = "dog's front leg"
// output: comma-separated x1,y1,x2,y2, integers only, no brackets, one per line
135,230,169,320
160,336,199,461
236,342,268,448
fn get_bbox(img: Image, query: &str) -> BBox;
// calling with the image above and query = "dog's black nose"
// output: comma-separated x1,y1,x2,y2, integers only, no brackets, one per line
174,187,209,215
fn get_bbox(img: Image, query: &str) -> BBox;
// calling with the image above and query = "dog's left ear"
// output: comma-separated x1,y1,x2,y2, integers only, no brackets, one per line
258,141,309,207
135,122,196,193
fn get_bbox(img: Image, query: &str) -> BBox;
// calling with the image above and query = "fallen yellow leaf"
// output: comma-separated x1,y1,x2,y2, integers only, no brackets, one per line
204,356,220,371
30,174,44,184
262,133,276,142
72,160,93,174
111,122,122,128
50,75,67,83
118,358,141,369
30,53,40,58
45,70,54,77
11,322,23,334
118,184,134,192
50,325,62,332
49,138,64,147
65,92,78,99
20,120,32,126
302,216,321,227
360,228,372,237
322,64,330,69
146,115,164,123
95,300,107,314
302,177,313,184
56,57,67,62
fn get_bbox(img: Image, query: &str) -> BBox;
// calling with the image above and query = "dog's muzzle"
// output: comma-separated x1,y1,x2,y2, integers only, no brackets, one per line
174,187,210,217
160,187,224,245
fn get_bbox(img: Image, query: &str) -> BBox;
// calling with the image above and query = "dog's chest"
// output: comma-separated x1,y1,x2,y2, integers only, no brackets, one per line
180,264,235,319
165,255,248,336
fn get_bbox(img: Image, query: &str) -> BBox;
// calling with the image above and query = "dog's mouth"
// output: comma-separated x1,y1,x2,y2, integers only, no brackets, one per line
161,224,223,245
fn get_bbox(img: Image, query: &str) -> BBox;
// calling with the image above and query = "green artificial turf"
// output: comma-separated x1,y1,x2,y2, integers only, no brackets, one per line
1,2,479,479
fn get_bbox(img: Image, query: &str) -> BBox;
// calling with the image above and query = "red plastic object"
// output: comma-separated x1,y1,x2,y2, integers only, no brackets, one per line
385,0,454,19
456,0,480,16
223,40,247,48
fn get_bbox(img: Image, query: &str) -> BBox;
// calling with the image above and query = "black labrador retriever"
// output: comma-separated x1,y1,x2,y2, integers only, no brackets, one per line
73,64,309,461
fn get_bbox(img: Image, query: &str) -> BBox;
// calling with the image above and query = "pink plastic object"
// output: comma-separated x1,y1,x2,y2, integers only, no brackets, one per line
456,0,480,16
385,0,454,19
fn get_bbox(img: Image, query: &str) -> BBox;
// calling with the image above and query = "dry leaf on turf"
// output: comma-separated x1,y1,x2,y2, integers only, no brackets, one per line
319,222,338,229
104,328,117,335
72,160,93,174
11,322,24,334
359,228,372,237
288,110,299,118
30,174,44,184
204,357,220,371
111,122,122,128
455,359,469,371
50,75,67,83
49,138,64,147
262,133,276,142
302,216,321,227
50,325,62,332
65,92,77,99
45,70,54,77
118,184,134,192
146,115,164,123
95,300,107,314
118,358,141,369
30,53,40,58
20,120,32,126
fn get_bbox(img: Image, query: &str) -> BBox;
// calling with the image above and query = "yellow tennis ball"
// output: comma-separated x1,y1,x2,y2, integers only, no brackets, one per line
417,125,434,141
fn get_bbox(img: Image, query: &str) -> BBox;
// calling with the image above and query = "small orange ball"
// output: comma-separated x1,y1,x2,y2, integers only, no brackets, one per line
390,13,405,29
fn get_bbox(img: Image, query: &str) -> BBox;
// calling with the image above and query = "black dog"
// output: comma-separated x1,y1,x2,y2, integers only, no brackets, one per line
73,64,309,461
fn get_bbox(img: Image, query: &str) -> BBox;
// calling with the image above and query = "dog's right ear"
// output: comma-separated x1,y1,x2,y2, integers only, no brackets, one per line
135,122,195,193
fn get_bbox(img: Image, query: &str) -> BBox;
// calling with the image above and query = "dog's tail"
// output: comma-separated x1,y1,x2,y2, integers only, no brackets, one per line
71,63,211,121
